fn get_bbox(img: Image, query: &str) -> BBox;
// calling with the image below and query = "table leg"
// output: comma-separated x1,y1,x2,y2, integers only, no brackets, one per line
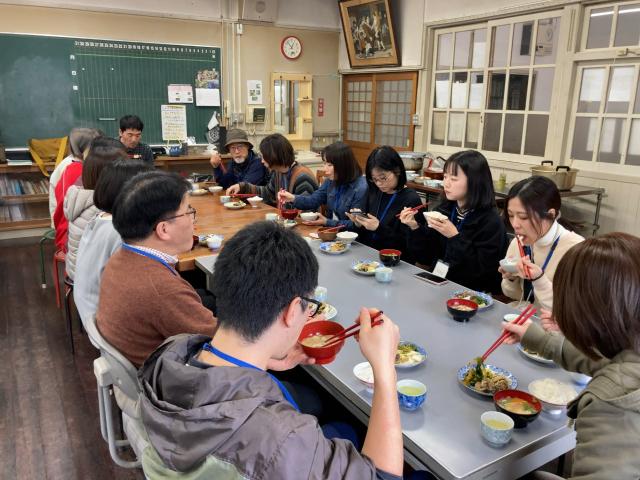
592,192,603,236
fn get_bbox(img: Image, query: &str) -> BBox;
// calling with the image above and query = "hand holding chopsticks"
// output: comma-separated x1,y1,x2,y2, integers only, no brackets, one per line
480,304,537,362
395,203,429,218
515,236,533,280
322,310,385,348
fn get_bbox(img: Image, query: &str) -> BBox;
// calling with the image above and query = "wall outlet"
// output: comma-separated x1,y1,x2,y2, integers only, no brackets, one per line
231,112,245,124
412,114,421,125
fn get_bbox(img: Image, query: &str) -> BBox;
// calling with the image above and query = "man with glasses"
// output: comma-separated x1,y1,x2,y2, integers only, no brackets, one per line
209,128,268,188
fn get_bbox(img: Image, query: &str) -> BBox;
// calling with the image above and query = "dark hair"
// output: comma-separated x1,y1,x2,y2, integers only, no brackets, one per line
81,137,127,189
93,159,152,213
553,232,640,360
259,133,295,168
68,127,103,159
365,146,407,190
504,176,562,234
442,150,495,211
212,221,319,341
119,114,144,132
112,171,190,242
323,141,362,186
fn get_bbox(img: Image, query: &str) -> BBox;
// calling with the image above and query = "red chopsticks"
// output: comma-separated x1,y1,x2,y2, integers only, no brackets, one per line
395,203,429,218
322,311,384,348
278,188,286,215
230,193,256,198
481,304,536,362
320,225,345,233
515,235,533,279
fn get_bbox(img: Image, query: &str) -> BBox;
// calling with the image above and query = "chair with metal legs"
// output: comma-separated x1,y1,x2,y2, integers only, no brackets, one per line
39,228,55,288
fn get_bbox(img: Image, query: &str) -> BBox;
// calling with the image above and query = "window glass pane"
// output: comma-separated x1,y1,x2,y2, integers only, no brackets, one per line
472,29,487,68
448,112,465,147
635,78,640,114
507,70,529,110
571,117,598,160
598,118,625,163
454,30,472,68
614,4,640,47
577,68,605,113
465,112,481,149
605,66,635,113
491,25,510,67
469,72,484,109
434,73,450,108
431,112,446,145
503,113,524,153
524,114,549,156
586,7,614,49
437,33,453,70
451,72,468,108
535,17,560,64
511,21,534,66
483,112,502,151
530,68,554,111
627,119,640,166
487,71,506,109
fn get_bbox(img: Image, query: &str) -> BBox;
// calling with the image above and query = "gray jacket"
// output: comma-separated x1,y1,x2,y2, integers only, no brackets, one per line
64,186,99,280
138,334,396,480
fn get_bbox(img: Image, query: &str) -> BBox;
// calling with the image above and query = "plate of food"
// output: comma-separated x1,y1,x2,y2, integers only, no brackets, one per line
319,241,349,255
395,341,427,368
352,260,380,275
224,201,246,210
458,359,517,396
315,302,337,320
517,344,555,366
452,290,494,310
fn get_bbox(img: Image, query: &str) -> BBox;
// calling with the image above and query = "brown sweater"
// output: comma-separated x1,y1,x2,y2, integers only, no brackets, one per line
96,248,217,367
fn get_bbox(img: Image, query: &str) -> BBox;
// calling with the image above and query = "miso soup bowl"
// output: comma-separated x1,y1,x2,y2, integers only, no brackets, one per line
298,320,345,365
446,298,478,322
493,389,541,428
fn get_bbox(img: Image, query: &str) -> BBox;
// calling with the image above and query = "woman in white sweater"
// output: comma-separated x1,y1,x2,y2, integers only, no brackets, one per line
500,176,584,310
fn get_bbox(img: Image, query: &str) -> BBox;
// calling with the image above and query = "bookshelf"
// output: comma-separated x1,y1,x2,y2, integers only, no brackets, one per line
0,166,53,231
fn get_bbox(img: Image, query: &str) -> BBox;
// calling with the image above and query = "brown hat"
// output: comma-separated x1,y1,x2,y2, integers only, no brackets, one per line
225,128,253,149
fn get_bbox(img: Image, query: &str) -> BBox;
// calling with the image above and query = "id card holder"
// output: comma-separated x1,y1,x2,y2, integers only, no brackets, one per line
432,260,449,279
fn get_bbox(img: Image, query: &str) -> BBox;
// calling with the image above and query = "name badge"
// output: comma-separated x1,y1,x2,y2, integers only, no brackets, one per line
432,260,449,279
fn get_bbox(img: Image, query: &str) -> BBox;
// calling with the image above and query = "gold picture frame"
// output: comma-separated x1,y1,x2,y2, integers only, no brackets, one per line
339,0,399,68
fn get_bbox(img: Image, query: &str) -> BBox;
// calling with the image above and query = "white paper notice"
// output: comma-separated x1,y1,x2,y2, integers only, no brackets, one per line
195,88,220,107
580,69,605,102
247,80,263,105
168,84,193,103
161,105,187,141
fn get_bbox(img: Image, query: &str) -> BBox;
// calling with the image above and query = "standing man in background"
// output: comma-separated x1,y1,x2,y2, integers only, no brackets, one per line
119,114,154,165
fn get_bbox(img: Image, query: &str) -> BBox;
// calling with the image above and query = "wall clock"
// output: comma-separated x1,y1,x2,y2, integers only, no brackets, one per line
281,35,302,60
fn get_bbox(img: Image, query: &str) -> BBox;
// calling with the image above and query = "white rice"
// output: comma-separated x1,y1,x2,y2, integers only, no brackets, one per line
529,378,577,405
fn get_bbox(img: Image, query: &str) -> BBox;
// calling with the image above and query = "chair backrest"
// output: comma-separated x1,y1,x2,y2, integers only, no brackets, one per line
86,315,140,400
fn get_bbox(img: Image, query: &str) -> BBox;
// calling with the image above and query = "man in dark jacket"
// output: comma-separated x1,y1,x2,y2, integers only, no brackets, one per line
209,128,267,188
138,221,404,480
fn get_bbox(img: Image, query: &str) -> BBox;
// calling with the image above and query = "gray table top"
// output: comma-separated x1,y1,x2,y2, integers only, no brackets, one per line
308,240,577,480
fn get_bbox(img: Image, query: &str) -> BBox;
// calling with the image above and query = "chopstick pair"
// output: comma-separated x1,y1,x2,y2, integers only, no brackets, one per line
320,225,345,233
230,193,255,198
515,235,533,280
322,311,384,348
395,203,429,218
480,304,536,362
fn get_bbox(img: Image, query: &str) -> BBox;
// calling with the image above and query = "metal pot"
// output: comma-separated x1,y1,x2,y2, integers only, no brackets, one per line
399,152,425,172
530,161,578,191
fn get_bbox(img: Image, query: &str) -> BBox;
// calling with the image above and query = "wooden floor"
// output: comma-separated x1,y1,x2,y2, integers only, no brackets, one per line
0,239,144,480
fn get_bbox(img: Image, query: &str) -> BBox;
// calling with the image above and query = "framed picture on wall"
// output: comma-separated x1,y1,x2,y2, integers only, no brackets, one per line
339,0,399,68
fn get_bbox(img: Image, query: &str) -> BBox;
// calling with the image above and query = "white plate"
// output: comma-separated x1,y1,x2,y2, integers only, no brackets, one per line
351,260,380,276
316,302,337,320
319,241,350,255
224,201,246,210
190,189,207,196
309,232,320,239
517,343,555,366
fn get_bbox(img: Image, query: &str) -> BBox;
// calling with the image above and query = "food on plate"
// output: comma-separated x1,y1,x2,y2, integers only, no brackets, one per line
225,201,246,208
325,242,347,253
424,211,448,221
453,290,490,307
316,303,330,315
354,261,379,273
450,304,475,312
395,343,425,365
463,358,510,393
300,334,333,348
497,396,538,415
529,378,577,405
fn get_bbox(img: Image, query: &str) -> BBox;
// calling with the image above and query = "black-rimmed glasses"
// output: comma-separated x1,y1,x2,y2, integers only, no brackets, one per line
300,296,322,317
160,206,197,223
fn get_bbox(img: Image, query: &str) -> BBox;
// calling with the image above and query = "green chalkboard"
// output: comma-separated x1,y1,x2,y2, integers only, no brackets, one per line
0,33,221,148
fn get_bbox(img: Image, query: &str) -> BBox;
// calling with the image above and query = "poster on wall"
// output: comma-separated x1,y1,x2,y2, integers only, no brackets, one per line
161,104,187,141
196,88,221,106
247,80,263,104
168,84,194,103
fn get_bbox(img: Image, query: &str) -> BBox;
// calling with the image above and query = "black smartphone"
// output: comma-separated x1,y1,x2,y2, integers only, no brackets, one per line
414,271,449,285
349,211,369,218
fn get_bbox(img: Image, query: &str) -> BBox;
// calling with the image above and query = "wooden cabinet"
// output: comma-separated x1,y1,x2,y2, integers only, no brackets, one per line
0,163,54,231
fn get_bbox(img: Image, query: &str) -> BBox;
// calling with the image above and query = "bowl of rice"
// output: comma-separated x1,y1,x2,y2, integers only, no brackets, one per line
528,378,578,415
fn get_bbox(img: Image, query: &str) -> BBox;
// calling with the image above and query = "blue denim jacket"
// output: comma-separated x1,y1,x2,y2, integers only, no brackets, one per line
293,175,367,228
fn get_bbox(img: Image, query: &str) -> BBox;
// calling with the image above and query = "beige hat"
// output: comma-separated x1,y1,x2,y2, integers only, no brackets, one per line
225,128,253,149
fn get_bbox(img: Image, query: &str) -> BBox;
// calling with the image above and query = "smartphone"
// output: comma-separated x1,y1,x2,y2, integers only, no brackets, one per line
414,271,449,285
349,211,369,218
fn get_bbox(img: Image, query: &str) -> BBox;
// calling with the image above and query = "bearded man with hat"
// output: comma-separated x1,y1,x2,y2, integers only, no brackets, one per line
209,128,268,188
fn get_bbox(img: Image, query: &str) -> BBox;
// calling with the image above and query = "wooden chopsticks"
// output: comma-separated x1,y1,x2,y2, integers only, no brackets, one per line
395,203,429,218
480,304,536,362
322,311,384,348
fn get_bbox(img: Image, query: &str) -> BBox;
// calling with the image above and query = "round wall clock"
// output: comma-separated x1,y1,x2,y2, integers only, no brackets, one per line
281,35,302,60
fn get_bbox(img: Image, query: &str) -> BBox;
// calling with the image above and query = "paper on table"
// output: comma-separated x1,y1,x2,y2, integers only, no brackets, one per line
196,88,221,106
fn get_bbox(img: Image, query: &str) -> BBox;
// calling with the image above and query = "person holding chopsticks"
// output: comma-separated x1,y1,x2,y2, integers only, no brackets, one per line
500,176,584,310
399,150,507,293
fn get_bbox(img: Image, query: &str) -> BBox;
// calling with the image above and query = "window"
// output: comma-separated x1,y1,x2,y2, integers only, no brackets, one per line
428,13,561,159
583,2,640,50
271,73,313,151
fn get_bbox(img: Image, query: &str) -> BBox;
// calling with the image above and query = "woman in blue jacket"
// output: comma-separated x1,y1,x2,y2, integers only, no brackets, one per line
277,142,367,228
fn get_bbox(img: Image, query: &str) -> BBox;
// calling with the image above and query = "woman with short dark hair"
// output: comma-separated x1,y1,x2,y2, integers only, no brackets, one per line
503,232,640,480
277,142,367,228
400,150,507,293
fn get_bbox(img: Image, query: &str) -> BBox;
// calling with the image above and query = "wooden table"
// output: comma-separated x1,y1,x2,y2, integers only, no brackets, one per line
178,191,317,271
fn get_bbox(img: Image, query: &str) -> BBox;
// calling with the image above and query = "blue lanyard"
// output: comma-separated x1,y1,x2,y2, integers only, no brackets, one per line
333,184,344,213
372,191,397,241
121,244,177,276
523,235,561,302
201,342,300,412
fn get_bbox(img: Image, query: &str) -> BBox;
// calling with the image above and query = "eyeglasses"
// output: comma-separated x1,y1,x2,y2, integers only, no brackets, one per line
300,296,322,317
162,206,197,223
371,173,391,184
228,144,248,152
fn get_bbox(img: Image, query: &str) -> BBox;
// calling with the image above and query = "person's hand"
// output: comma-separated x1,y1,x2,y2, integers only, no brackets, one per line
540,309,560,333
345,212,362,227
226,184,241,195
357,308,400,372
302,212,328,226
502,319,533,345
427,217,458,238
277,190,295,204
209,152,222,168
266,343,315,371
399,207,419,230
516,255,543,280
498,266,518,281
357,214,380,232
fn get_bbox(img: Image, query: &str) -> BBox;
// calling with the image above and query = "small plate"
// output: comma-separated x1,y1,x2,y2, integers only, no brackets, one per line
319,241,349,255
395,341,427,368
452,290,494,310
351,260,380,276
315,302,337,320
190,189,207,196
517,343,555,366
457,363,517,397
224,201,246,210
309,232,320,239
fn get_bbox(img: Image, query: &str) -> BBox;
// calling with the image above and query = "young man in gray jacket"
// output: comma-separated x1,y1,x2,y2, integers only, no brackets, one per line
138,221,404,479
